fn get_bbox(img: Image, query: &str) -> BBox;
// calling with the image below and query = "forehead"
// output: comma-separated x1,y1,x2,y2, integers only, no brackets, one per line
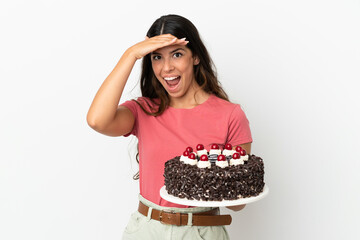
152,44,191,55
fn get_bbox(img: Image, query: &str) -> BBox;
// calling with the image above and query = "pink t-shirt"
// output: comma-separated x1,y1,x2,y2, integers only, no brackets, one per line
120,94,252,207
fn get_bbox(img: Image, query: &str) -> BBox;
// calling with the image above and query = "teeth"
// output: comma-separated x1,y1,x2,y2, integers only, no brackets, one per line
164,76,179,81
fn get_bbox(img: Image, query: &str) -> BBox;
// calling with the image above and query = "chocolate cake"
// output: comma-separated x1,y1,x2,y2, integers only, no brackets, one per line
163,144,265,201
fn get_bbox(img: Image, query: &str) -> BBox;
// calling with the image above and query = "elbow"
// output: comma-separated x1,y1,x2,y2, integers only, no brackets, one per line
86,115,97,130
86,113,104,131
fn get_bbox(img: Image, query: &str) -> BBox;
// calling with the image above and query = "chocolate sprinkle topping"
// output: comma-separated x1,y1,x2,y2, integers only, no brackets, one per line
164,154,265,201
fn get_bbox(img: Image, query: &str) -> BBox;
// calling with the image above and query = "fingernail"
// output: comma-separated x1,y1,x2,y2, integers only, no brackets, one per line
185,41,189,44
172,37,177,41
180,37,186,41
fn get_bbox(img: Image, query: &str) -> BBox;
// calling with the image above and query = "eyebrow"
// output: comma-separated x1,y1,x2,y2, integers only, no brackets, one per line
152,48,185,55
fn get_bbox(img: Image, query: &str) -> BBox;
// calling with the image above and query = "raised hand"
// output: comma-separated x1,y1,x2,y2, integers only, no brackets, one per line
128,34,189,60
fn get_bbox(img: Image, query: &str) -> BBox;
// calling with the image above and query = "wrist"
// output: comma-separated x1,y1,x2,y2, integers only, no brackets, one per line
125,46,141,61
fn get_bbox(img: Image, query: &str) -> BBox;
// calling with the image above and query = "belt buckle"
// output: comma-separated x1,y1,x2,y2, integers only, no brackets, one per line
159,210,182,226
159,210,165,224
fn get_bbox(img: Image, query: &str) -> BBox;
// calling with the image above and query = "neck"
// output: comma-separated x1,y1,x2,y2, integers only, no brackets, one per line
169,85,211,109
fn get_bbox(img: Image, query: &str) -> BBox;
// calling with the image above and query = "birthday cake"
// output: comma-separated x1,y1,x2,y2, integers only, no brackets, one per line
163,143,265,201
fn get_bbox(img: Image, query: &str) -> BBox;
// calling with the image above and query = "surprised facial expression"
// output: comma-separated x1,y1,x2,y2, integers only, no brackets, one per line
151,45,199,99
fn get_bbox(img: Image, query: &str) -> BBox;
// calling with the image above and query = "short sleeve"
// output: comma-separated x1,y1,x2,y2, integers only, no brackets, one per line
120,100,138,137
227,105,253,145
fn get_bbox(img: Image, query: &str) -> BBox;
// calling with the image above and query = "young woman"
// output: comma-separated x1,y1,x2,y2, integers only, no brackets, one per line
87,14,252,240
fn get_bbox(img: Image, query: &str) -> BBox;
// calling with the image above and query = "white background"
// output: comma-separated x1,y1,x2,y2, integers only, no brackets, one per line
1,0,359,239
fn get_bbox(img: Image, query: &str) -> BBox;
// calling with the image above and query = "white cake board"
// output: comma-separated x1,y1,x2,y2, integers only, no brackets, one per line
160,184,269,207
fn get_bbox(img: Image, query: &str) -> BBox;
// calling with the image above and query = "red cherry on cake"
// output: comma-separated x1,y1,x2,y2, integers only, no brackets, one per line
240,149,247,156
217,154,226,161
183,151,190,156
196,144,204,151
235,146,243,152
225,143,232,150
189,153,196,160
232,152,240,159
186,147,193,153
211,144,219,149
200,155,208,161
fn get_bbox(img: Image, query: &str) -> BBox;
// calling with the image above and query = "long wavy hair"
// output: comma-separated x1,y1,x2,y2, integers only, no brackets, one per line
134,14,229,116
132,14,229,180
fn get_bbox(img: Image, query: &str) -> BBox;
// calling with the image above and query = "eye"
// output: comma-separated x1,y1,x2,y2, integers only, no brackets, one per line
173,52,183,58
152,55,161,60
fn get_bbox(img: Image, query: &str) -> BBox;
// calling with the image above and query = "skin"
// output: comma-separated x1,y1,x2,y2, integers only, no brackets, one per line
87,34,251,211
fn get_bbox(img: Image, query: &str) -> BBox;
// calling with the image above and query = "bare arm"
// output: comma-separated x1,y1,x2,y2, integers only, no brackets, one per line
226,142,252,211
86,34,188,136
86,50,137,136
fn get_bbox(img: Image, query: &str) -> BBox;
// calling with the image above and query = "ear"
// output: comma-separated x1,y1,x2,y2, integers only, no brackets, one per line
193,56,200,65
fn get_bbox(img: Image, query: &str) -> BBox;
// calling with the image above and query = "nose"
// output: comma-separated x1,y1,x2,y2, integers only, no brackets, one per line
162,58,174,72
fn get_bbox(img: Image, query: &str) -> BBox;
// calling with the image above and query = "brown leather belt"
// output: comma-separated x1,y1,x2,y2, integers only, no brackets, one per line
138,201,232,226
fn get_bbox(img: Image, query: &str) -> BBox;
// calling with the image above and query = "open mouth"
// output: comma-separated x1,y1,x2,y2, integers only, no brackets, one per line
164,76,181,90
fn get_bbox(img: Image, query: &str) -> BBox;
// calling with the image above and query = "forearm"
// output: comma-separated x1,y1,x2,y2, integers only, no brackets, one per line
87,49,137,129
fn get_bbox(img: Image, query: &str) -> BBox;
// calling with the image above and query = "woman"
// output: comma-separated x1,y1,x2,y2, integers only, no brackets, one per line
87,14,252,240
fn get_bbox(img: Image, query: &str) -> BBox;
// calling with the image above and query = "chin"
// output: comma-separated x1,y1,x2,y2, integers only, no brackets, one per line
166,92,180,99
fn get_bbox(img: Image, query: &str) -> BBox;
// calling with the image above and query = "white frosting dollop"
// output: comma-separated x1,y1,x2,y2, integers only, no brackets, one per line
197,160,211,168
197,149,207,156
222,149,236,157
230,159,244,166
240,154,249,161
180,155,189,162
209,149,221,155
216,160,229,168
184,158,197,166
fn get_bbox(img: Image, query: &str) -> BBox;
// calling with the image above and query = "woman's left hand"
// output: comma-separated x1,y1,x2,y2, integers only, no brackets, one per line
226,204,246,211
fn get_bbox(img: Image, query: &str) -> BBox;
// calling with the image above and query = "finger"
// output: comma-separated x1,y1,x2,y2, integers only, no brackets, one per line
149,36,177,45
143,36,187,54
158,38,189,48
171,37,189,45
